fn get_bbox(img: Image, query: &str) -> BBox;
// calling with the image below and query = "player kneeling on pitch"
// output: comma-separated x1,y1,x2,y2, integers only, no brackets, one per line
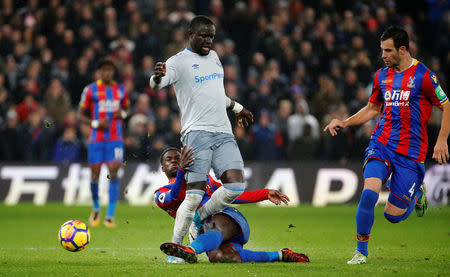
154,146,310,263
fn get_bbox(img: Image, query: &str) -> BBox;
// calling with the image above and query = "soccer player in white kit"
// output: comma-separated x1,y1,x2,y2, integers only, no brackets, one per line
149,15,254,249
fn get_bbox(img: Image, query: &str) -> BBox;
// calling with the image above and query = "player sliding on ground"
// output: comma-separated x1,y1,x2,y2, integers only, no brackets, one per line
149,16,254,249
324,26,450,264
154,146,310,264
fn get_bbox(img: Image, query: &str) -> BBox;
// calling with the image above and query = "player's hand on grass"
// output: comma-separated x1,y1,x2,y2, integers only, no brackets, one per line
323,119,346,136
236,108,254,128
268,190,290,205
153,62,166,84
432,138,449,164
180,145,195,169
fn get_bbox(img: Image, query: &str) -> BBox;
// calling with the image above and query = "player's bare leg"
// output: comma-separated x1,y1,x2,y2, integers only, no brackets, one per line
207,243,242,263
89,164,101,227
195,169,245,230
384,201,407,215
383,184,424,224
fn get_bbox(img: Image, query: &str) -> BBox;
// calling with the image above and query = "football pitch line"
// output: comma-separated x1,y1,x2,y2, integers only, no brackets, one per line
0,247,159,250
0,247,349,251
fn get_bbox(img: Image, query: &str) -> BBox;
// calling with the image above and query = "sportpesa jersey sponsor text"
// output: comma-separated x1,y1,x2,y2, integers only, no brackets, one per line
194,72,224,83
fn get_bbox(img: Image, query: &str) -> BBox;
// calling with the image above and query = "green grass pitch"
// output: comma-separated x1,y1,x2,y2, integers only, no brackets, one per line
0,203,449,276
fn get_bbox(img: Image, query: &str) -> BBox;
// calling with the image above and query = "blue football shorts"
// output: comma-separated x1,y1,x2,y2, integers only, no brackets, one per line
363,140,425,209
88,140,124,165
216,207,250,246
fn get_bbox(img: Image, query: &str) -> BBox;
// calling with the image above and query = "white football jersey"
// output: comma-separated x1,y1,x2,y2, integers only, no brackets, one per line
150,48,232,139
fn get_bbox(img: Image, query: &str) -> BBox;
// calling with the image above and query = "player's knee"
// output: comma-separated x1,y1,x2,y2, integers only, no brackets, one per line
183,191,204,210
108,170,118,179
186,181,207,191
91,172,100,182
223,188,242,202
90,165,101,181
384,212,405,223
223,183,246,201
220,169,244,183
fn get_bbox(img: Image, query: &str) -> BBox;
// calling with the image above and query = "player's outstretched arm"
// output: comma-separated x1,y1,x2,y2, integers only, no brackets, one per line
433,102,450,164
169,145,195,197
324,102,381,136
233,189,289,205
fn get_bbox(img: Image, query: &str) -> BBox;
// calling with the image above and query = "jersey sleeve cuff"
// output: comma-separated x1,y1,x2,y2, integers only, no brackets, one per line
149,76,161,90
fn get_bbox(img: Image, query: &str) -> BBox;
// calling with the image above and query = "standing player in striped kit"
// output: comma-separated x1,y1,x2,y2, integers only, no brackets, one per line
324,26,449,264
78,59,129,228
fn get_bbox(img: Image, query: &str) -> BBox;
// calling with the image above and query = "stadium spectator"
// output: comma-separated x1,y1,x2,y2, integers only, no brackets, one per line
162,117,182,149
52,125,81,162
0,109,22,161
234,125,254,160
287,99,320,142
19,108,53,161
16,93,38,123
249,110,283,161
273,99,293,159
44,78,71,128
0,0,447,165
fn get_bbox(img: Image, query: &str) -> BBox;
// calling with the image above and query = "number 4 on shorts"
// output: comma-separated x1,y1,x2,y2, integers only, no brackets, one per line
409,182,416,197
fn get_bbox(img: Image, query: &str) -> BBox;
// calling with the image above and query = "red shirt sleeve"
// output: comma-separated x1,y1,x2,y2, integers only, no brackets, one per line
422,70,448,107
369,70,383,104
79,86,92,109
233,189,269,204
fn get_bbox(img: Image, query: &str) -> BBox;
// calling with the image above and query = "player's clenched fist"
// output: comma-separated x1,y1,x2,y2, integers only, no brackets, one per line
153,62,166,83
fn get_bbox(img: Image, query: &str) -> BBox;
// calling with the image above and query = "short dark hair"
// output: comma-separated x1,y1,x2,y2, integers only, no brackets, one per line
189,15,214,32
159,147,180,165
380,26,409,50
96,58,116,70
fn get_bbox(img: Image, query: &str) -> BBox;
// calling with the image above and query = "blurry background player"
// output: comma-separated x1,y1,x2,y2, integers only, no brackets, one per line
155,146,309,264
78,59,130,227
150,16,254,247
324,26,449,264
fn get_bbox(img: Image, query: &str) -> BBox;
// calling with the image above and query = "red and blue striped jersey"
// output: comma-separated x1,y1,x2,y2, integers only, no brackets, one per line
369,59,448,162
154,167,269,218
79,80,129,143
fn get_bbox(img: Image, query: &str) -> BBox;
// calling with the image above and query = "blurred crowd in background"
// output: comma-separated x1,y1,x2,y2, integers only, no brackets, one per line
0,0,449,164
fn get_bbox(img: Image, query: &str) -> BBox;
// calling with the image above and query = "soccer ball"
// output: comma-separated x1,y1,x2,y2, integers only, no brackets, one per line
58,220,91,252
